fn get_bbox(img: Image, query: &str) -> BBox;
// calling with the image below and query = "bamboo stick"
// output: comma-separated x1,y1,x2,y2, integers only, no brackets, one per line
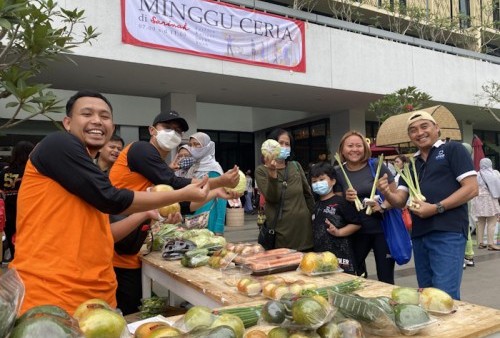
366,154,384,215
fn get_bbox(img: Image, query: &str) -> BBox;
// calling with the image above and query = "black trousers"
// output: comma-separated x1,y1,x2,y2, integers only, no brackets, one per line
352,232,395,284
114,267,142,315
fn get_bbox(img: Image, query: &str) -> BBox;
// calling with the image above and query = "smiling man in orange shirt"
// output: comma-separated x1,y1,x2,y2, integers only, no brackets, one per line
10,90,209,314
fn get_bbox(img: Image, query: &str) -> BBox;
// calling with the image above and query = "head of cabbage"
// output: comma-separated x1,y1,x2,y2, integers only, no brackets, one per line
224,170,246,195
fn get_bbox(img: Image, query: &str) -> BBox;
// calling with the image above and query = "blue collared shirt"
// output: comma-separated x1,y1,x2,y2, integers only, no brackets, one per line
398,140,476,238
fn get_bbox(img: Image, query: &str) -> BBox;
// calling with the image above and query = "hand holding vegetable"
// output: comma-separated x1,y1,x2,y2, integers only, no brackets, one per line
366,155,384,215
214,187,241,200
163,211,182,224
220,165,241,189
344,188,358,203
182,175,210,202
408,199,438,218
377,173,392,196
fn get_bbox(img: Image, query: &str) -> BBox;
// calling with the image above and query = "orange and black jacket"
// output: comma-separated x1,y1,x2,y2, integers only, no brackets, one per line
10,132,134,315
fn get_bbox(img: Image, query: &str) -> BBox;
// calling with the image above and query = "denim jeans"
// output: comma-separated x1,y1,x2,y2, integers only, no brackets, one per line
412,231,466,300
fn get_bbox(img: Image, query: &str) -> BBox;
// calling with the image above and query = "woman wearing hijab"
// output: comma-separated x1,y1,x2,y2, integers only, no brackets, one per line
472,158,500,251
172,145,195,178
184,132,227,235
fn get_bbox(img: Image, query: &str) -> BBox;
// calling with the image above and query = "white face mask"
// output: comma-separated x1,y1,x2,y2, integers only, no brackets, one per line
155,129,182,151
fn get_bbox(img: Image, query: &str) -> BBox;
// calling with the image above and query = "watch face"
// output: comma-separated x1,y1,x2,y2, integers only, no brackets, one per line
437,204,445,213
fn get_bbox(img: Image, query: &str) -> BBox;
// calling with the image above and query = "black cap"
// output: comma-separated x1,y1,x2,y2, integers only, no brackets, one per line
152,110,189,132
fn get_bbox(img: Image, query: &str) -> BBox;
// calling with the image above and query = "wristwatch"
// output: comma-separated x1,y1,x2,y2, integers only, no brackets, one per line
380,204,387,212
436,203,445,214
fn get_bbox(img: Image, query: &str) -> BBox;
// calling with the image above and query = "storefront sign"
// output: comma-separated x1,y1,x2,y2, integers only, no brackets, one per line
122,0,306,72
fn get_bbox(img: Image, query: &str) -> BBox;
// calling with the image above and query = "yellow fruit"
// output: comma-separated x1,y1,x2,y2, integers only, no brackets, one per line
419,287,454,313
299,252,318,274
151,184,181,217
391,287,419,305
78,308,127,338
73,298,111,321
320,252,339,271
246,329,268,338
134,322,169,338
183,306,214,331
147,326,182,337
210,313,245,338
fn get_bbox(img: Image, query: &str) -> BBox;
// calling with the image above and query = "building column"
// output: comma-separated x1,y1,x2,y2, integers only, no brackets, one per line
160,93,197,139
459,119,474,145
118,126,139,146
329,109,366,159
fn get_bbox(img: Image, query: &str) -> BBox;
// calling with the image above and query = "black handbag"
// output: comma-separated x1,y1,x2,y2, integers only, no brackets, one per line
258,164,289,250
112,214,151,255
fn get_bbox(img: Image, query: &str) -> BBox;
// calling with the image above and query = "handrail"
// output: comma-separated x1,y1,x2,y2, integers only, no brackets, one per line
220,0,500,65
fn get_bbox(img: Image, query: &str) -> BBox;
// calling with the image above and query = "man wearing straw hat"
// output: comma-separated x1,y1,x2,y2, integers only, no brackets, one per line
377,110,478,300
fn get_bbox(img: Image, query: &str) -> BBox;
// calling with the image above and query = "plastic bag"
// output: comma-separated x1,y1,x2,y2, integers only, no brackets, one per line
183,211,210,229
0,269,25,337
382,208,412,265
401,207,412,231
259,295,336,331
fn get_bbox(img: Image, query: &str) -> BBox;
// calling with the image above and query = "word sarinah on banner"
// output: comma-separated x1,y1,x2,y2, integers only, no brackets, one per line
122,0,306,72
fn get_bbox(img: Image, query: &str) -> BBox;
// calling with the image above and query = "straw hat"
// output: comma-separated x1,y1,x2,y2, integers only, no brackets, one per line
376,105,462,146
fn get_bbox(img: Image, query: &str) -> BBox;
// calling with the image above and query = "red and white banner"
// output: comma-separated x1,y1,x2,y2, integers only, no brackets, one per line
121,0,306,72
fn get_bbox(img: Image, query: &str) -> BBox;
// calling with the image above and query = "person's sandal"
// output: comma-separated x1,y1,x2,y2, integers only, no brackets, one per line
487,245,500,251
478,244,487,249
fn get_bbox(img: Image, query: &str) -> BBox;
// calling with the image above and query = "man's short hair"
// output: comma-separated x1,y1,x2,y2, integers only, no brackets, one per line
109,134,124,147
66,90,113,117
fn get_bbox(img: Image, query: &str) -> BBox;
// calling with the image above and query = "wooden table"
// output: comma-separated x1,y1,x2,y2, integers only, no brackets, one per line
141,251,354,307
141,251,500,337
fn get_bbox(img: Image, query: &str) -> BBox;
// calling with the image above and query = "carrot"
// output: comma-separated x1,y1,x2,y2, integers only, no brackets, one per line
239,250,296,264
249,253,303,270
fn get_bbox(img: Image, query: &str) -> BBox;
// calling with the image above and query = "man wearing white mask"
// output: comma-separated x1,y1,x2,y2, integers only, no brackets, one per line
109,111,240,314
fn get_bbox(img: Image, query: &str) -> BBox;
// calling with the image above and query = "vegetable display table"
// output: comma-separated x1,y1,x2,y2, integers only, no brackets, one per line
140,251,354,308
140,251,500,337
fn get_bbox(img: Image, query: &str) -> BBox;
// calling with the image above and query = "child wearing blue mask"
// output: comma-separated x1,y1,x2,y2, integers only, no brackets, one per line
310,162,362,274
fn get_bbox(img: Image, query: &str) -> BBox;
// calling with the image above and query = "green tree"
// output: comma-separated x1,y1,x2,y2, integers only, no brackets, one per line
0,0,98,129
367,86,432,124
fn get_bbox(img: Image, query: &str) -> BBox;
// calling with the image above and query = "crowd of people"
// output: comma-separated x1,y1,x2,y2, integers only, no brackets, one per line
1,89,497,317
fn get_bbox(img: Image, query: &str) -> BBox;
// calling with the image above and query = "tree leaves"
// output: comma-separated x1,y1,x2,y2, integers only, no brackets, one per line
367,86,432,124
0,0,99,129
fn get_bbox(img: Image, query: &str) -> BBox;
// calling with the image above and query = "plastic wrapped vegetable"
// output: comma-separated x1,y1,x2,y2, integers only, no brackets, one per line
328,290,399,336
259,295,336,331
180,249,210,268
393,304,435,335
0,269,25,338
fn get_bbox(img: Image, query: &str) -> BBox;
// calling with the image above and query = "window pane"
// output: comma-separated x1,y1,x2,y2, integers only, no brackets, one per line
311,123,325,137
293,127,309,140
